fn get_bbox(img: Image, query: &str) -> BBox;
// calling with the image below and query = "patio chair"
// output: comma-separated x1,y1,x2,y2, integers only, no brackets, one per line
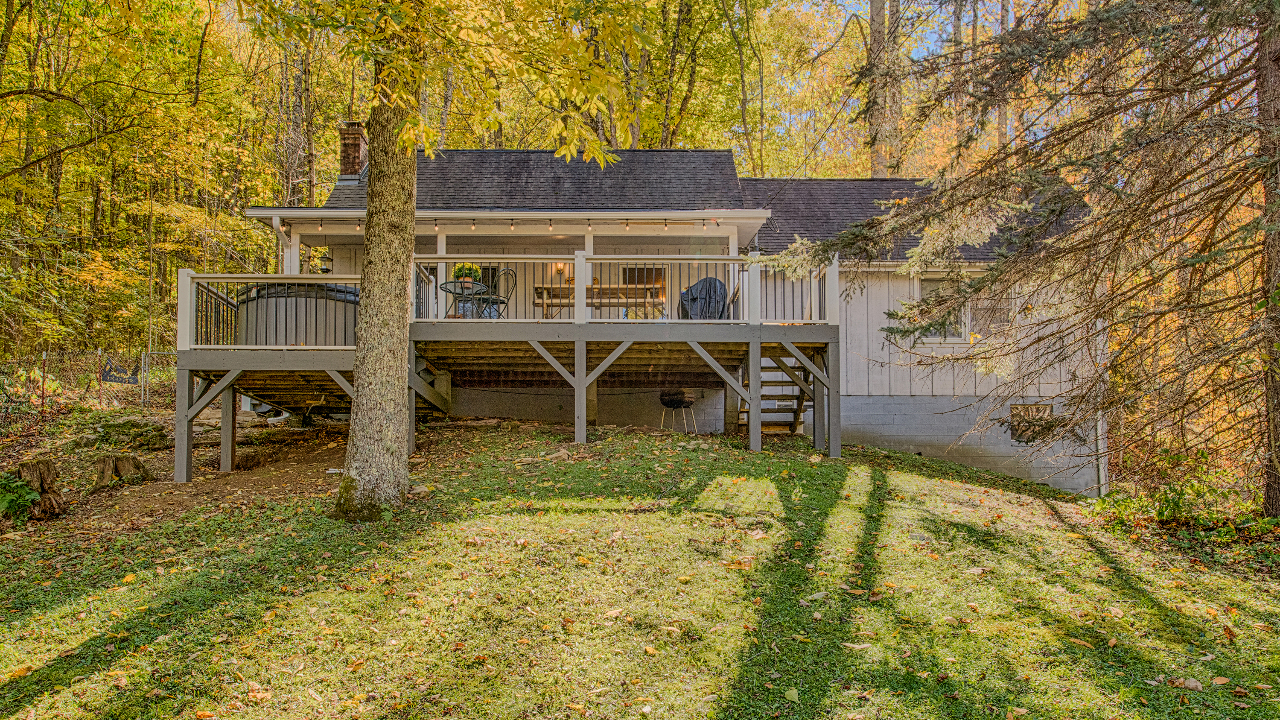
478,267,518,319
678,276,728,320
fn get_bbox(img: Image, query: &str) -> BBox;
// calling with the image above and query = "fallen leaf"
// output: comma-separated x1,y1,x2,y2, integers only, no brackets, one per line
1212,677,1230,685
841,643,872,650
1011,709,1029,716
1067,638,1094,649
122,574,136,583
1184,678,1204,692
966,603,980,613
644,646,657,655
8,666,33,678
1108,638,1117,647
346,660,365,672
784,688,799,702
195,713,217,719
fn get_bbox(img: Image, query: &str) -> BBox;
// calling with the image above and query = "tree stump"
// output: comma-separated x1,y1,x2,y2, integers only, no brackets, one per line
92,454,155,492
16,459,68,520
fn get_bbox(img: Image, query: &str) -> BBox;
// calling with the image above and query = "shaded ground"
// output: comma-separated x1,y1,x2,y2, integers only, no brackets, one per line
1,418,1278,720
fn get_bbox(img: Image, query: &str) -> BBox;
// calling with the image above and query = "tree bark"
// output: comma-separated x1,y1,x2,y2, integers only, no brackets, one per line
335,88,415,522
16,458,67,519
1258,14,1280,517
869,0,886,177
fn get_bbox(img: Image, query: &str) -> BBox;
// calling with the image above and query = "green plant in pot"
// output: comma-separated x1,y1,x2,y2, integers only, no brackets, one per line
452,262,482,290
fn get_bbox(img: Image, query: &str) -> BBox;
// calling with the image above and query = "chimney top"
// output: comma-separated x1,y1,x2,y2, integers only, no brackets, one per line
338,121,368,179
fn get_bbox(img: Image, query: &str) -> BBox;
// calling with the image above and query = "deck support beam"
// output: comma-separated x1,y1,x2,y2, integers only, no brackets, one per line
220,387,237,472
748,341,762,451
174,369,242,483
574,341,587,443
175,370,194,483
527,340,633,443
722,382,739,435
826,341,841,458
811,357,826,453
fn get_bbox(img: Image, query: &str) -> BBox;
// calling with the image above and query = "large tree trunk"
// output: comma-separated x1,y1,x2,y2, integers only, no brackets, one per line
869,0,886,178
1259,15,1280,518
334,89,415,522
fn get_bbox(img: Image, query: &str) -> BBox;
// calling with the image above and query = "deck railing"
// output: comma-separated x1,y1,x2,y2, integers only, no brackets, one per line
178,254,837,349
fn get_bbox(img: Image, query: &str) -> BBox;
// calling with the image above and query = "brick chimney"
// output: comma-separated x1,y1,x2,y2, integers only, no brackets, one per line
339,121,367,177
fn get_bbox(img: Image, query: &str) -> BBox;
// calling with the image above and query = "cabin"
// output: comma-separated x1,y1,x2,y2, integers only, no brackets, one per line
175,124,1105,494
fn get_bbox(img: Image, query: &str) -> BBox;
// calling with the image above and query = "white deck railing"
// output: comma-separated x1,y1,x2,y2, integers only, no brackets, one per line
177,253,837,350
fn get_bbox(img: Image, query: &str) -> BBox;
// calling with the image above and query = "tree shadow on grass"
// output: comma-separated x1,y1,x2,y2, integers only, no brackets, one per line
713,466,889,718
0,505,422,719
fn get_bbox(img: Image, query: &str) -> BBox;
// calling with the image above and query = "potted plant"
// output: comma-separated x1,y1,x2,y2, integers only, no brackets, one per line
452,262,482,290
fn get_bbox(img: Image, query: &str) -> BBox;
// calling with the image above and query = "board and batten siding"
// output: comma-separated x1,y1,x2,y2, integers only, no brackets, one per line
838,270,1069,398
834,269,1102,495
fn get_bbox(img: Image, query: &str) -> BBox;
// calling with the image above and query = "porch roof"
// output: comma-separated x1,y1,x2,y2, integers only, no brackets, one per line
329,149,745,212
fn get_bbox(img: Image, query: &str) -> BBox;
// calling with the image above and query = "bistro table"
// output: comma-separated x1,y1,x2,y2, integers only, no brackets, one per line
439,280,491,318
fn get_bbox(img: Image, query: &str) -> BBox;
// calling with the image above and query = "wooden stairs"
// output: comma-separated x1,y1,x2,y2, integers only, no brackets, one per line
739,356,814,434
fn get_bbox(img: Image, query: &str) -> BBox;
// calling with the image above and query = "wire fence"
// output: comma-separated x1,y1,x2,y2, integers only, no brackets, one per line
0,351,178,436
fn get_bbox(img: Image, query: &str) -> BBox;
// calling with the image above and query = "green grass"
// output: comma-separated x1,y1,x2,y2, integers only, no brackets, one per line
2,427,1278,720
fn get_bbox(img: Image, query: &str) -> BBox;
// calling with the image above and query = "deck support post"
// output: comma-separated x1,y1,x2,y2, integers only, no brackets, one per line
220,387,237,472
407,387,417,456
722,381,739,435
175,369,194,483
827,341,841,458
574,341,587,443
812,358,826,453
748,340,762,451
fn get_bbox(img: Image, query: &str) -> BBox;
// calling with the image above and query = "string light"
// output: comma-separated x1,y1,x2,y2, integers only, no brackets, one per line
625,219,630,231
548,219,554,231
587,220,592,232
664,220,668,231
434,220,438,232
356,222,361,231
703,219,707,231
471,220,476,230
318,221,323,231
510,220,515,231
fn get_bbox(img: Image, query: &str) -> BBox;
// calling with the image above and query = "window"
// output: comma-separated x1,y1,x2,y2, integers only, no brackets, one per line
919,277,1013,342
1009,404,1054,444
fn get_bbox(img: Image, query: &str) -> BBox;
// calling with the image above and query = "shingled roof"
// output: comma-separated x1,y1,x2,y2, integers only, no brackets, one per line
320,150,1006,262
741,178,1007,262
324,149,745,212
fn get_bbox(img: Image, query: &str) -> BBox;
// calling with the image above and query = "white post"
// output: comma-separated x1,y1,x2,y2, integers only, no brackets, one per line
282,229,302,274
727,225,739,256
177,268,194,351
574,250,588,323
747,251,762,325
584,231,594,291
436,232,447,320
826,257,840,325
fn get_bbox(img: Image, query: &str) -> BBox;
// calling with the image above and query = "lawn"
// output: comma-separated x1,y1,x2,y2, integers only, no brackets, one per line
2,423,1278,720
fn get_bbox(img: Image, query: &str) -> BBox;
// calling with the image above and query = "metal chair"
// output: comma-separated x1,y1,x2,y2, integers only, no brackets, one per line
478,267,518,319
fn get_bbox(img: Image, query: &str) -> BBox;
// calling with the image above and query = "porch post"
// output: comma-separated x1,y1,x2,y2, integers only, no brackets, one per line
436,232,447,319
175,369,194,482
827,340,841,458
748,340,762,451
282,228,302,274
574,340,587,443
219,386,237,472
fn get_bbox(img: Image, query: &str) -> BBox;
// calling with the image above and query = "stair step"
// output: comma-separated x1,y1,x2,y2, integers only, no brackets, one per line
745,380,800,387
760,393,804,401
